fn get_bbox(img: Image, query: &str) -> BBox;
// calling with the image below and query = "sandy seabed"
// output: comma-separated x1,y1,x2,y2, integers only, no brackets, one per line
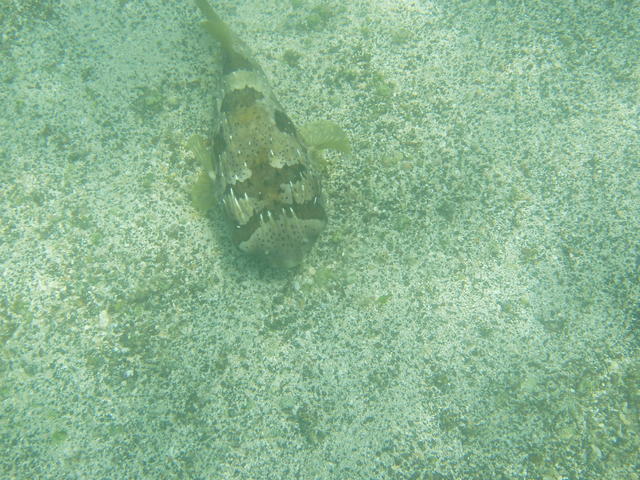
1,1,638,479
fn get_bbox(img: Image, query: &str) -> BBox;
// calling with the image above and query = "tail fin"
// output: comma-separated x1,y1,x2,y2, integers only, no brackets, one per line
194,0,234,52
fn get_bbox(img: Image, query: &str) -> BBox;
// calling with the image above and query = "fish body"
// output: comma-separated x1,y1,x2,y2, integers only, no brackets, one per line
195,0,326,268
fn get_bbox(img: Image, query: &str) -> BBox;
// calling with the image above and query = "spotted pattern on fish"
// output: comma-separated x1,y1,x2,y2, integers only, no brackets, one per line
195,0,326,268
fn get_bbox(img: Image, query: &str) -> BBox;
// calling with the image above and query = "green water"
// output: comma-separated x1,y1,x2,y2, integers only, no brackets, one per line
1,1,638,478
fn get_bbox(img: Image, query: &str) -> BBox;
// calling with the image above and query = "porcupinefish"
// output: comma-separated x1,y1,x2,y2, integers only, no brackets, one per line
193,0,349,268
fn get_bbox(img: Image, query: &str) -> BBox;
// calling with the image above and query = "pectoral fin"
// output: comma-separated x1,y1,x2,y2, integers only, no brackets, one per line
187,134,215,181
300,120,351,154
188,134,218,213
300,120,350,171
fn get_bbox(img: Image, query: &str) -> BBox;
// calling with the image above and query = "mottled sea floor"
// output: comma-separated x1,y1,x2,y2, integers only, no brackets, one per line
1,1,639,479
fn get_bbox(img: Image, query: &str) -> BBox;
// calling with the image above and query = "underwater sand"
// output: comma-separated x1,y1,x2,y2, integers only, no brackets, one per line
1,1,639,478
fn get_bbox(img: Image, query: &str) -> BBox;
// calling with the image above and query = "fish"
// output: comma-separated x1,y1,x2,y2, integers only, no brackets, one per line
193,0,345,268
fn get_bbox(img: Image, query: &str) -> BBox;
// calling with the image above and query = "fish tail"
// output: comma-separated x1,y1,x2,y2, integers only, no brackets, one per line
194,0,235,53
